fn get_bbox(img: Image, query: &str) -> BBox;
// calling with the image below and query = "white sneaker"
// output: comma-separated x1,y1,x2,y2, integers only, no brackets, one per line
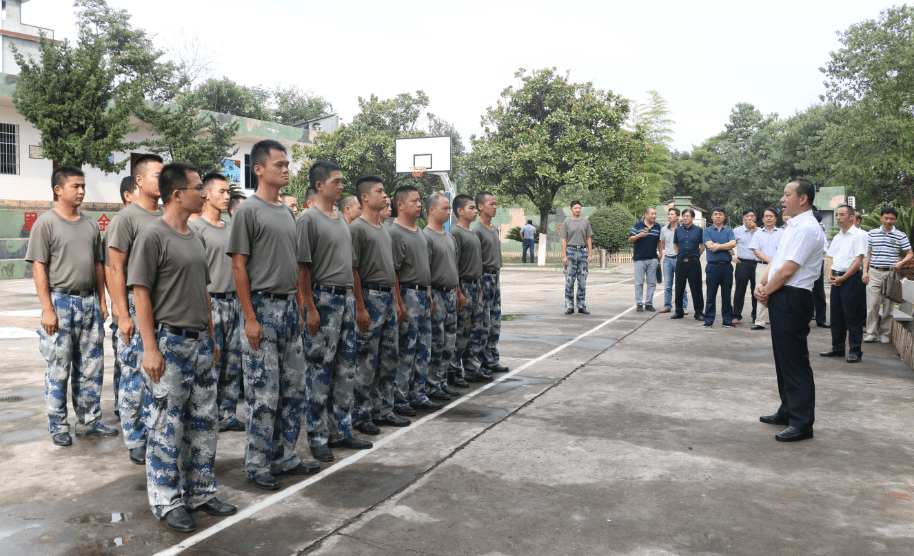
863,334,877,343
880,335,891,344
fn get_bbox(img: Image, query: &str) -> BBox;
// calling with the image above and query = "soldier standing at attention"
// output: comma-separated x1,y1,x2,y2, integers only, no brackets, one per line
474,192,509,373
106,153,164,465
298,162,371,463
27,166,116,447
227,140,319,491
424,193,464,401
108,175,138,417
350,176,412,429
561,200,594,315
190,173,244,433
341,194,361,226
390,186,442,414
129,162,237,532
280,192,299,218
228,194,245,217
450,195,489,384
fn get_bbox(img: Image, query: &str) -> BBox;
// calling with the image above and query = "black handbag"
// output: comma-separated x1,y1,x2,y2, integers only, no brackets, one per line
656,264,663,284
882,269,904,304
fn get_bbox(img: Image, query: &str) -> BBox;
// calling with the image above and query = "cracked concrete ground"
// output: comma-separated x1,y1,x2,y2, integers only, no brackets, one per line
2,265,914,555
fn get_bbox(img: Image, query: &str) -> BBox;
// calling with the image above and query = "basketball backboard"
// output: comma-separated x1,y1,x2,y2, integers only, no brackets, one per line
395,136,452,174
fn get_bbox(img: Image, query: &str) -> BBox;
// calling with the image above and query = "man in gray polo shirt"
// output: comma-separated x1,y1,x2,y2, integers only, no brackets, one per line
227,140,318,491
659,207,687,314
27,166,116,447
474,191,509,373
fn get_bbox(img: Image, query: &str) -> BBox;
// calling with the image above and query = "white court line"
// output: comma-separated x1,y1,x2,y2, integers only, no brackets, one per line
155,300,652,556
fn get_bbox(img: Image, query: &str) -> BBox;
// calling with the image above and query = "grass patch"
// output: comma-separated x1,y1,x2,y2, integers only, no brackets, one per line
501,314,521,321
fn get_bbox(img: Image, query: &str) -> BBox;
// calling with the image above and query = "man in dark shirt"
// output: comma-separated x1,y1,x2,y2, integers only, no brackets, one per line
702,207,737,328
628,207,662,312
671,209,705,320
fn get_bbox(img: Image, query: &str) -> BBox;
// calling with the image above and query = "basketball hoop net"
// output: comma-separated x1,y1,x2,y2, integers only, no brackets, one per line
410,166,427,178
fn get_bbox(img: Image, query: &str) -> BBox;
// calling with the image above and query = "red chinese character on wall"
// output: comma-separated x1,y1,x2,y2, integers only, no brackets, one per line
98,214,110,232
23,212,38,232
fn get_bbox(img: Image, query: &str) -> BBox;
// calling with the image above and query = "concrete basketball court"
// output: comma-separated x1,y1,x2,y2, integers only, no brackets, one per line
1,266,913,555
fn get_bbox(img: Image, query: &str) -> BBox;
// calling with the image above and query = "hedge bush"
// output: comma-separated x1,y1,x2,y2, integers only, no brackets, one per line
507,225,539,243
589,204,637,254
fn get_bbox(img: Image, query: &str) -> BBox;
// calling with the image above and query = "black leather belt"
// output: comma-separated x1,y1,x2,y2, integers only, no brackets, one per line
400,282,428,290
210,292,235,300
738,258,759,263
432,285,456,293
872,266,893,271
362,282,393,293
708,261,730,266
833,269,857,277
483,268,499,275
50,287,96,297
156,323,203,339
678,256,699,262
314,284,351,295
253,291,292,300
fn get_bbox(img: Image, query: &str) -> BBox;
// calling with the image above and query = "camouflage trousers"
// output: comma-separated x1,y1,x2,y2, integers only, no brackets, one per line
395,288,431,405
145,329,218,519
450,279,484,378
110,321,121,411
116,290,149,450
37,292,104,434
303,290,357,446
211,295,243,428
428,288,458,391
240,295,306,479
477,273,503,367
353,288,399,424
564,246,589,309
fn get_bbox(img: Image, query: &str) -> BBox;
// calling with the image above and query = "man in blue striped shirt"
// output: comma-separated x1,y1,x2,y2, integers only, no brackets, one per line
862,207,913,343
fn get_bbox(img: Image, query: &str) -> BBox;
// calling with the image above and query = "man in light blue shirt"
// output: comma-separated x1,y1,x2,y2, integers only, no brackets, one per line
521,220,537,263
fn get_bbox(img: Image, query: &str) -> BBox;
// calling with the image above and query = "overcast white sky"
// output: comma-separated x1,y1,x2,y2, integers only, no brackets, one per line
28,0,899,152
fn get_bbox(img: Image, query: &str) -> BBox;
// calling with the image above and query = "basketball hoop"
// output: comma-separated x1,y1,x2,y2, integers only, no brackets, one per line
410,166,427,178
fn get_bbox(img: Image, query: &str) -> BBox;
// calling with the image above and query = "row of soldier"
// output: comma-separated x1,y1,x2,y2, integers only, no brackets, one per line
25,139,508,533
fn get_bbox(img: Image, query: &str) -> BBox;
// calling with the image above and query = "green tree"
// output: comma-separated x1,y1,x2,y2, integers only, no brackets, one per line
466,68,649,233
193,77,270,121
589,205,637,254
627,90,675,213
270,85,332,126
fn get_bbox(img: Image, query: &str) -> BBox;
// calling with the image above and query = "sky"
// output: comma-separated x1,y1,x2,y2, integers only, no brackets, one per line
27,0,901,153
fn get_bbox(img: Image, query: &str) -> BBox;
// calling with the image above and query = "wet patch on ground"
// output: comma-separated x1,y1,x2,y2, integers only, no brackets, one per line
477,375,554,397
441,404,511,423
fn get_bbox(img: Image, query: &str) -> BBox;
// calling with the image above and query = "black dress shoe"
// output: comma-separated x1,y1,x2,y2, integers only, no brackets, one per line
328,436,373,450
52,432,72,446
759,414,789,425
486,363,509,373
163,507,196,532
355,421,381,435
645,304,655,312
220,420,245,432
670,313,684,319
578,308,590,315
466,372,493,382
129,445,146,465
693,313,705,321
751,325,765,330
819,348,845,357
441,385,461,396
310,444,334,462
817,322,830,328
250,474,280,490
775,426,813,442
372,414,411,427
411,399,443,410
393,404,417,416
448,375,470,388
636,304,644,312
847,353,862,363
565,308,574,314
191,497,237,516
427,388,451,401
279,462,321,475
77,423,119,437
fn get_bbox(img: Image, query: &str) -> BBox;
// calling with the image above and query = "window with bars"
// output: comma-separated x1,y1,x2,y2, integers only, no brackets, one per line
0,123,18,175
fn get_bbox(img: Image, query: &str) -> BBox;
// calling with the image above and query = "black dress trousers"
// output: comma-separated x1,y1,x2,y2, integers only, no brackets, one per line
674,258,704,316
768,286,815,431
830,270,865,355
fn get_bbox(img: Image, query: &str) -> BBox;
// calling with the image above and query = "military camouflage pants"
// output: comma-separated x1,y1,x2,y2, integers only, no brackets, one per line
353,289,399,423
564,246,588,309
117,290,149,449
450,280,484,378
145,329,218,518
37,292,104,434
110,321,121,411
240,295,306,479
428,288,457,391
395,288,431,405
211,296,243,428
477,273,503,367
303,291,357,446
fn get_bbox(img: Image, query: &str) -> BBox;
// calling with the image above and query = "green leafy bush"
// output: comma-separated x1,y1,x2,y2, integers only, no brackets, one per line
507,226,539,243
588,205,637,254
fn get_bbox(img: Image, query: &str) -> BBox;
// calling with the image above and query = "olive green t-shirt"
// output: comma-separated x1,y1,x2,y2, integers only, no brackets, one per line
104,202,164,279
561,217,593,247
350,217,396,286
127,219,211,330
423,227,459,288
25,210,103,291
226,194,298,294
296,206,354,288
390,222,432,286
189,217,235,293
451,225,483,282
473,222,503,271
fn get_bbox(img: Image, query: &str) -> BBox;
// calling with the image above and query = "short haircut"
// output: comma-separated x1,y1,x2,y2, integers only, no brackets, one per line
570,200,582,209
668,208,680,216
341,195,360,208
881,206,899,217
711,206,725,215
453,194,474,215
280,192,296,201
356,175,383,201
790,178,815,205
837,204,855,217
682,208,695,217
119,175,136,203
394,185,419,206
158,162,199,204
527,219,533,224
742,208,757,217
855,213,862,222
475,191,494,208
763,208,778,218
134,153,163,176
202,172,227,190
52,166,84,191
229,194,246,213
304,187,318,202
309,160,342,188
426,192,445,210
645,206,657,215
251,139,286,169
